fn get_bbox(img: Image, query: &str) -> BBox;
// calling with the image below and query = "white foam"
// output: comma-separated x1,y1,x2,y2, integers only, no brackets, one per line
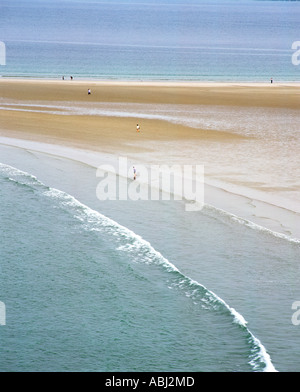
43,181,278,372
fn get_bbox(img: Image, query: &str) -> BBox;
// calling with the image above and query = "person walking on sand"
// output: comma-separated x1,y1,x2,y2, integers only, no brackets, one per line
88,89,91,95
133,166,137,180
136,123,140,132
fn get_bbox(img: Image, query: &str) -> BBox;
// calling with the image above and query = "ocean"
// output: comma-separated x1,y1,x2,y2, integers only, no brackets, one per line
0,0,300,81
0,0,300,373
0,142,299,372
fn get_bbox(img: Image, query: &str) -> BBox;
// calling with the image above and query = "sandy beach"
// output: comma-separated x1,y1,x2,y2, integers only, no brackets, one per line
0,78,299,239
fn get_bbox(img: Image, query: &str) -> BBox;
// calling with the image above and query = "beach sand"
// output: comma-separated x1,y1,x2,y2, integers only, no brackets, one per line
0,79,299,239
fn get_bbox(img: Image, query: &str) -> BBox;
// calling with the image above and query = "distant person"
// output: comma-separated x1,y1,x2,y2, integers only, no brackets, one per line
270,78,273,84
88,89,91,95
133,166,137,180
136,123,140,132
70,76,73,80
62,76,64,80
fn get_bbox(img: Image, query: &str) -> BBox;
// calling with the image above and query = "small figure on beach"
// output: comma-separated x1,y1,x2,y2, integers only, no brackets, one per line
70,76,73,80
270,78,273,84
62,76,64,80
133,166,137,180
88,89,91,95
136,123,140,132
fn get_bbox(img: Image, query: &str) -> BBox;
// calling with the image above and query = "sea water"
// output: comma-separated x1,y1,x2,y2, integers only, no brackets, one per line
0,0,299,81
0,145,299,372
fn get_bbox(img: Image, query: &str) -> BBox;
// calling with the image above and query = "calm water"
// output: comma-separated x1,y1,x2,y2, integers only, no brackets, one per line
0,145,300,372
0,0,299,81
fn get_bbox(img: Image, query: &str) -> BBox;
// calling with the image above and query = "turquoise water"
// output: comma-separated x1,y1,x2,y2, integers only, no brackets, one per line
0,146,300,372
0,0,299,81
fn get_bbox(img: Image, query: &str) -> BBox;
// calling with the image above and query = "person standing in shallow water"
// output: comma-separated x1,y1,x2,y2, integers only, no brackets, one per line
133,166,137,180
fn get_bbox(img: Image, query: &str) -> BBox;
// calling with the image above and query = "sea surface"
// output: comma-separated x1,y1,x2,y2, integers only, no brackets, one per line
0,0,300,81
0,144,299,372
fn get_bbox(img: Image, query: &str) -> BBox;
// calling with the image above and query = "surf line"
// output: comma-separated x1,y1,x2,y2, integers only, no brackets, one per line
42,181,278,372
0,162,277,371
205,203,300,244
48,188,277,372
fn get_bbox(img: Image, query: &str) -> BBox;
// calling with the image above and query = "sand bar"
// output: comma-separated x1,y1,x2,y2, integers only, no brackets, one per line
1,78,300,107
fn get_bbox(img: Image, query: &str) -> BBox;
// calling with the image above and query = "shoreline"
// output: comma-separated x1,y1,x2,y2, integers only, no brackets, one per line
0,138,281,373
0,136,299,241
0,78,299,240
1,76,300,87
